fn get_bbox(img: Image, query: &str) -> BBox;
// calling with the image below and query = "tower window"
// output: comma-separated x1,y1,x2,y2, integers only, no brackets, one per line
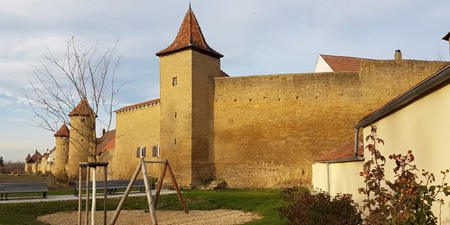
81,118,85,122
152,145,161,157
174,138,177,145
175,112,177,118
173,77,178,86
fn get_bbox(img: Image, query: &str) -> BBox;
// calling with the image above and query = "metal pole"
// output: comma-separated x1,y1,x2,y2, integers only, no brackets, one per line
91,167,96,225
78,167,82,225
109,160,142,225
85,166,90,225
141,160,158,225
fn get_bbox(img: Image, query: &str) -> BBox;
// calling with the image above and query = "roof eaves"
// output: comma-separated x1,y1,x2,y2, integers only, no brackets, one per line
115,98,160,113
316,156,365,164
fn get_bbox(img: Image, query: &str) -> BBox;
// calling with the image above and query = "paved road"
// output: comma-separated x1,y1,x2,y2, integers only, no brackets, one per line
0,190,176,204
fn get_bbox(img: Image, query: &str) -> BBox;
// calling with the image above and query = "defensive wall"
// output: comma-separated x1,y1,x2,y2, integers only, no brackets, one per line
112,100,161,180
212,60,449,188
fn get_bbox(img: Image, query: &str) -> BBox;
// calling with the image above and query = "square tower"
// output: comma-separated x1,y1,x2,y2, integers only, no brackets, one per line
156,7,223,187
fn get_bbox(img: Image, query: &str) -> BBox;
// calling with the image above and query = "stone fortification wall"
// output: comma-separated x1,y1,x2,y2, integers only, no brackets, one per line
213,72,363,188
212,60,449,188
96,150,115,180
67,116,95,180
112,102,161,180
360,60,449,111
55,136,69,174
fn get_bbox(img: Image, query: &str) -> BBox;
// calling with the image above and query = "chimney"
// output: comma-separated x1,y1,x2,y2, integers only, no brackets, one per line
102,128,106,136
395,49,402,61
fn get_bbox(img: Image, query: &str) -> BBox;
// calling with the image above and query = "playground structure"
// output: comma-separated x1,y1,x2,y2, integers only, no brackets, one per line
109,147,188,225
77,158,187,225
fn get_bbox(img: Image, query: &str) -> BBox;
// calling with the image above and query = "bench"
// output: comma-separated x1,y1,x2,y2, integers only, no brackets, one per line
0,182,48,200
74,179,145,196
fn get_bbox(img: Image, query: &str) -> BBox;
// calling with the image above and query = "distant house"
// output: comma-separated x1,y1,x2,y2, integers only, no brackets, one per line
314,54,368,73
313,64,450,222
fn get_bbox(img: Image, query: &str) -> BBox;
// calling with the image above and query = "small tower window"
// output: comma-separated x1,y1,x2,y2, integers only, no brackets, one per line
81,118,85,122
172,77,178,86
175,112,177,118
174,138,177,145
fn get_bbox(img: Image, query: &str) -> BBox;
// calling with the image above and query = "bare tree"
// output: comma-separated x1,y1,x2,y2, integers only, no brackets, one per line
25,36,124,162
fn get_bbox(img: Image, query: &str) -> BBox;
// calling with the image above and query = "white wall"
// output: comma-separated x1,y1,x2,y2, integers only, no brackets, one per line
365,82,450,224
312,161,365,203
313,55,333,73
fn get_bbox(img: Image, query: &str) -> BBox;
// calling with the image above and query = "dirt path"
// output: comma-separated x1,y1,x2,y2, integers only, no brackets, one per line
37,209,262,225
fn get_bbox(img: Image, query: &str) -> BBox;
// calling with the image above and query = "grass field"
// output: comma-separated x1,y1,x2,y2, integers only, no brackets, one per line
0,189,292,225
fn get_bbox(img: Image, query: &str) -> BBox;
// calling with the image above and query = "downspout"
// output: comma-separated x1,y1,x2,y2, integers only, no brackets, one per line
326,162,330,194
354,127,360,157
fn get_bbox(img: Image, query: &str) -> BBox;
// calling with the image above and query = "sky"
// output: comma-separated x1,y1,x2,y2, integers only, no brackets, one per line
0,0,449,162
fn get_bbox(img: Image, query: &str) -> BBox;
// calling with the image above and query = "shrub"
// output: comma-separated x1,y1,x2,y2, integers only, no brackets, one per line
279,187,362,225
359,125,450,224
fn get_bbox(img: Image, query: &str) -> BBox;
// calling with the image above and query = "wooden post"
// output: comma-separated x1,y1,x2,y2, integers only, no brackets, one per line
91,167,96,225
167,161,189,214
104,166,107,225
109,160,142,225
78,167,82,225
153,163,167,207
141,160,158,225
85,166,90,225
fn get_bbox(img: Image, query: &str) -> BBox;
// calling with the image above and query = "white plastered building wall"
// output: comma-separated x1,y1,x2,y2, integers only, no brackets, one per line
363,80,450,224
313,55,333,73
312,161,365,203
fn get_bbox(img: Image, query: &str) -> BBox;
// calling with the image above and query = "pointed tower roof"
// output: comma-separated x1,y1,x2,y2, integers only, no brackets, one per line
156,7,223,59
54,124,70,137
69,100,95,117
25,153,31,162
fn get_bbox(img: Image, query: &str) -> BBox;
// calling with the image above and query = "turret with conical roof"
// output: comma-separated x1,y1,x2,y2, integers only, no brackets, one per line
67,99,95,180
157,6,222,187
25,153,32,173
54,124,70,174
156,6,223,59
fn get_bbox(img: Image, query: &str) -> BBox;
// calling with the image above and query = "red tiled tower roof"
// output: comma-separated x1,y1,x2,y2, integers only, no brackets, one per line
69,100,94,117
156,7,223,59
320,54,368,72
25,153,31,162
54,124,70,137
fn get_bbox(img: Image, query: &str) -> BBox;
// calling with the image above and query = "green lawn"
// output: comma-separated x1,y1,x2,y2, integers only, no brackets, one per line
0,189,289,225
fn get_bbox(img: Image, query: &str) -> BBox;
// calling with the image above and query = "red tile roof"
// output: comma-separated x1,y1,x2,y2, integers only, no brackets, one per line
220,70,230,77
96,129,115,155
54,124,70,137
69,100,95,116
116,98,160,112
27,150,43,163
443,32,450,41
156,7,223,59
25,153,31,162
320,54,368,72
315,138,364,162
